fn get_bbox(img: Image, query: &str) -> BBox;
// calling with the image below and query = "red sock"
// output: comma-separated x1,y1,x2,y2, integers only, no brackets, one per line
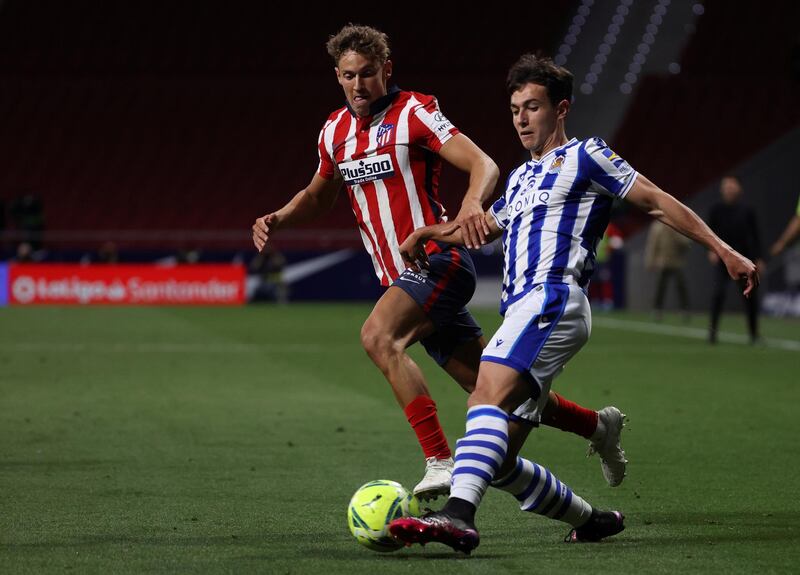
403,395,451,460
545,393,598,439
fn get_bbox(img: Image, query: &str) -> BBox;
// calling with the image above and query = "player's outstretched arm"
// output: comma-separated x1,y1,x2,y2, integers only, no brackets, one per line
771,214,800,256
252,173,342,252
439,134,500,250
626,174,759,296
399,213,502,272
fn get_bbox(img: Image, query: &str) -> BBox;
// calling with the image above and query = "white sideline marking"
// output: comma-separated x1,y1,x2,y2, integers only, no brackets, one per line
592,317,800,351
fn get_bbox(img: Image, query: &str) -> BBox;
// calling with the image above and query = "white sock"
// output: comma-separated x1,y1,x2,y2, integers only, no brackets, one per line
492,456,593,527
449,405,509,507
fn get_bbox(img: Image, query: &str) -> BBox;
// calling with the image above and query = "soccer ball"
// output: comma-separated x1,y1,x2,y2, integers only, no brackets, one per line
347,479,420,552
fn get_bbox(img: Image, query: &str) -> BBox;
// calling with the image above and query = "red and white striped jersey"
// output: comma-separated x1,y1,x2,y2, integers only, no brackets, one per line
317,88,459,286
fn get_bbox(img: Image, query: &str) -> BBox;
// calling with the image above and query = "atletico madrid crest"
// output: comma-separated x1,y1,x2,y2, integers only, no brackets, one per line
377,123,395,147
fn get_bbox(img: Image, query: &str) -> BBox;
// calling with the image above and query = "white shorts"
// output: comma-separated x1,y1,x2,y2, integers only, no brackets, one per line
480,283,591,425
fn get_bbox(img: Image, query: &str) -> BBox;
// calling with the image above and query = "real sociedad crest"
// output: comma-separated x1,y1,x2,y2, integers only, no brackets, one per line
377,123,395,147
548,155,565,174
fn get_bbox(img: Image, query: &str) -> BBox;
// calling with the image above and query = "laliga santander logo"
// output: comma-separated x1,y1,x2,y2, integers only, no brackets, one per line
12,275,36,304
8,265,245,305
11,274,129,304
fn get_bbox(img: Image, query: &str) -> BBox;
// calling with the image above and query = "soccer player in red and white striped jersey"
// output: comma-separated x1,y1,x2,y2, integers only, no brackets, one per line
317,83,464,286
252,25,624,499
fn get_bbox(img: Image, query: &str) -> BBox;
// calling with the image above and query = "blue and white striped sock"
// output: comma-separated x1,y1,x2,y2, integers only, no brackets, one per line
449,404,509,507
492,456,593,527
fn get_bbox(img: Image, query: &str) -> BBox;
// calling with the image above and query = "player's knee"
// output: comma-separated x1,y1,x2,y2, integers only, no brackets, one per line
468,372,492,406
360,320,397,362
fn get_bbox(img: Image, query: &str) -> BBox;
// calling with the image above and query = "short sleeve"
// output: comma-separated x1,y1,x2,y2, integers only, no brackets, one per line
580,137,638,199
407,97,460,153
316,121,336,180
490,196,510,229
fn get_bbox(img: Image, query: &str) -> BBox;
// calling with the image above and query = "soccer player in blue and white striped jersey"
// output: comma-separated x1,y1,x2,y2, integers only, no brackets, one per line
390,54,759,553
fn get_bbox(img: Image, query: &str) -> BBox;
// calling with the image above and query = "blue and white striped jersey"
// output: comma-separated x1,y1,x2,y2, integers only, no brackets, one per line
490,137,637,315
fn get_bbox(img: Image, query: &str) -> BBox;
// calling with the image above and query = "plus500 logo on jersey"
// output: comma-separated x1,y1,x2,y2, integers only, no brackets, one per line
339,154,395,185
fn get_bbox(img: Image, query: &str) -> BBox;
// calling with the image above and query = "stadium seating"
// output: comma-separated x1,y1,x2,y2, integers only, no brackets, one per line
611,0,800,234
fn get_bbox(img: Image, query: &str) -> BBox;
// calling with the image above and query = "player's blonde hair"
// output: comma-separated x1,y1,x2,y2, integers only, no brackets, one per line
326,24,390,65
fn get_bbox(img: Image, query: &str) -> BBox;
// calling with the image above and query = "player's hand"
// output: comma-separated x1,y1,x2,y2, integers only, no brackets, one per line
252,213,278,252
721,250,759,298
455,200,489,250
399,231,429,272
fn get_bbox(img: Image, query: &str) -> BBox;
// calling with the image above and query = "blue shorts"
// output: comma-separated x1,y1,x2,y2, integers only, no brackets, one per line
391,244,483,366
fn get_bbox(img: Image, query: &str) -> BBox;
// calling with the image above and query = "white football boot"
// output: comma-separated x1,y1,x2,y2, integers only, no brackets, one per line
413,457,454,501
587,407,628,487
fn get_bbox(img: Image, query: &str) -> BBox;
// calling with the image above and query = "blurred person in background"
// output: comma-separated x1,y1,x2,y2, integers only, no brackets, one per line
9,193,45,251
706,176,763,344
770,195,800,257
97,241,119,264
14,242,34,263
249,245,288,304
645,220,691,321
590,221,623,310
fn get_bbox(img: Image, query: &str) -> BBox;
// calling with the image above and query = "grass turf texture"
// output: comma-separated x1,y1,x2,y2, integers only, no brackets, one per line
1,305,798,574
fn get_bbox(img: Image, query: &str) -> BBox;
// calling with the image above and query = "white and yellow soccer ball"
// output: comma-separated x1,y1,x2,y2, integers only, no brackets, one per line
347,479,420,552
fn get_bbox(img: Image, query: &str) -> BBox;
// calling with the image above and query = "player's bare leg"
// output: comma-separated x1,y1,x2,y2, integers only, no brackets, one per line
360,286,452,500
441,336,485,394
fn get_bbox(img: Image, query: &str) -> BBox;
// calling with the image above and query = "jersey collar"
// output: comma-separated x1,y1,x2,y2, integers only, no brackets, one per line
345,85,401,119
529,137,578,164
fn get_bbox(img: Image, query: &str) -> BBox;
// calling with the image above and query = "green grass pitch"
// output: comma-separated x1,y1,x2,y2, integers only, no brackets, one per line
1,305,798,574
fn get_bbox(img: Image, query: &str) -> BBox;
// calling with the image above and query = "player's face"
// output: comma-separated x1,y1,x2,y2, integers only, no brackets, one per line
510,83,567,156
336,51,392,118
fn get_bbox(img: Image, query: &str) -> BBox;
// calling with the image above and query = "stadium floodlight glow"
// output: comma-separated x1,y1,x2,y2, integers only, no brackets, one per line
620,83,632,94
580,82,594,94
624,72,637,83
594,53,607,64
692,3,705,15
651,14,663,25
559,44,572,55
628,62,641,74
605,33,617,45
591,62,603,74
555,54,567,66
586,72,598,83
668,62,681,74
599,43,611,55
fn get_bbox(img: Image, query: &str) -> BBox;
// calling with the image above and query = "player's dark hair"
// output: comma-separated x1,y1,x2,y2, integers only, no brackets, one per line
326,24,390,65
506,54,573,106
